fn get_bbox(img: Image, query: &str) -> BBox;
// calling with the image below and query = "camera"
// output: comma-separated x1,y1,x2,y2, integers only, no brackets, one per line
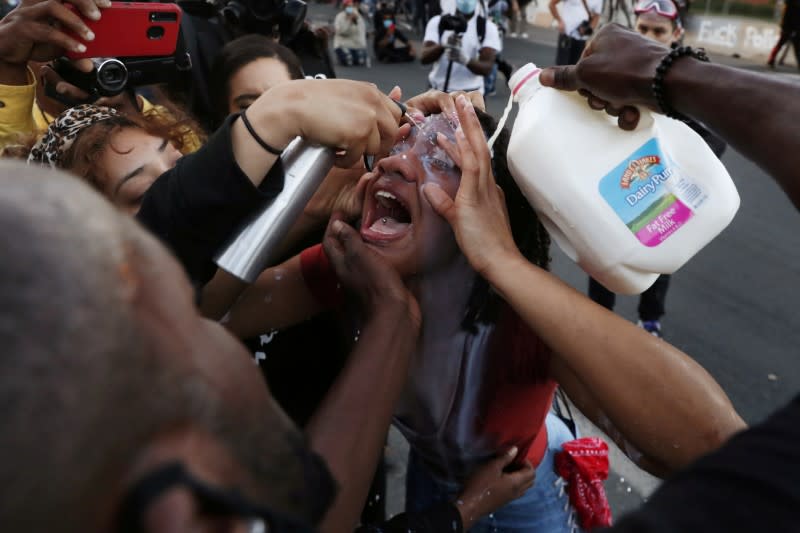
577,19,593,36
438,12,468,34
218,0,307,42
49,55,189,105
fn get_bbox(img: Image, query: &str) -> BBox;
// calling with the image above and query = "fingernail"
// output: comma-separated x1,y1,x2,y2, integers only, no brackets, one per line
74,43,87,53
332,220,344,234
89,9,101,20
56,83,66,94
509,446,518,457
456,94,467,108
85,30,95,41
623,108,636,122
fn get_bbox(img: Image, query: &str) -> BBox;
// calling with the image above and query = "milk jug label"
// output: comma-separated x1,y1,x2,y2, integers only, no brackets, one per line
599,138,702,247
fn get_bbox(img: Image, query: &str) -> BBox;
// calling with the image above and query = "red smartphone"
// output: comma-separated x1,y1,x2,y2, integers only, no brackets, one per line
64,2,182,60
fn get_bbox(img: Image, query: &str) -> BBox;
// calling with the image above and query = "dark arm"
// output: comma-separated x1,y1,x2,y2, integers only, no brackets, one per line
421,40,446,64
466,47,497,76
136,116,284,286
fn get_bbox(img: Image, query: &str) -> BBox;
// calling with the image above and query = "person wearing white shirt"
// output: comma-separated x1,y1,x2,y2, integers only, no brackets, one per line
334,0,369,66
549,0,602,64
421,0,501,94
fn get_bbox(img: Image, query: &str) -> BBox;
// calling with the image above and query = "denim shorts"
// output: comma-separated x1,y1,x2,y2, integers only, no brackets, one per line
406,412,582,533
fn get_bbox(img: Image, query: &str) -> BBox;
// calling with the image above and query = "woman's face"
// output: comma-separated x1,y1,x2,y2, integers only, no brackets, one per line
227,57,294,115
97,127,182,215
360,114,466,278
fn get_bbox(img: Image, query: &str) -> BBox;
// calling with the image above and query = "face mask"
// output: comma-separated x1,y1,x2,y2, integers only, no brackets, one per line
345,6,354,13
383,18,393,27
455,0,478,15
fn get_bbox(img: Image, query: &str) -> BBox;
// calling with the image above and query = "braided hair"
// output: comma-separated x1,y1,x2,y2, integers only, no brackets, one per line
461,109,551,330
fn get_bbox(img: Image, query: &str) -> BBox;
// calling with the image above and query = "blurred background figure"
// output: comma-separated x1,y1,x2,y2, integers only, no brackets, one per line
421,0,501,93
767,0,800,69
334,0,369,66
549,0,602,65
374,3,417,62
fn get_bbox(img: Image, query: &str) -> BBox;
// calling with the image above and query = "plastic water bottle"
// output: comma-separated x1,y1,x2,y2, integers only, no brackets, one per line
215,138,335,283
506,63,740,294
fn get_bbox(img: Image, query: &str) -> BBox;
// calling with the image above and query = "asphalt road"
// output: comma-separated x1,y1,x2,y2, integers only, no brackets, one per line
307,4,800,519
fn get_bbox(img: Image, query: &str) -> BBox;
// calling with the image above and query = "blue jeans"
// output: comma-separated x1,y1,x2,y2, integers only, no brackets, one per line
335,47,367,66
406,412,582,532
484,63,499,94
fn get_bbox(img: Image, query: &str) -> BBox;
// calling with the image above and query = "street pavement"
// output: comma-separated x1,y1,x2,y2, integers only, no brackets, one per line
306,2,800,521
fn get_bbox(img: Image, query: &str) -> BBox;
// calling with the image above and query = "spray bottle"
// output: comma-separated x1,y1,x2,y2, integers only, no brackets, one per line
215,137,335,283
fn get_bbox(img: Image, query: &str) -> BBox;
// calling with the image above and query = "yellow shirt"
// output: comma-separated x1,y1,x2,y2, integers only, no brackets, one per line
0,67,201,153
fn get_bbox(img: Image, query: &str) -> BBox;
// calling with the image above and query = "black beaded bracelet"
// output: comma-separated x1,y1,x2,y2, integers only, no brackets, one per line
239,109,284,156
652,45,709,121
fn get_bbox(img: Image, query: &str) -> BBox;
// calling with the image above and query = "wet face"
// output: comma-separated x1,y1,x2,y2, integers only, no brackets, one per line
635,11,681,45
360,114,465,278
97,127,182,215
227,57,294,114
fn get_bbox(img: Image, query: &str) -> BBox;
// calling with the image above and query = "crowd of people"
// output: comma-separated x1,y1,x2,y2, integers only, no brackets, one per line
1,0,799,531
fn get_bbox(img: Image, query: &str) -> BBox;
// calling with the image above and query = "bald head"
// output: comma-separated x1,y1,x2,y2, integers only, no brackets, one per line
0,162,333,531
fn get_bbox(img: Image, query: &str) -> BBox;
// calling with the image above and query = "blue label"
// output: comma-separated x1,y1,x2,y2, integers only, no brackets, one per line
599,138,694,247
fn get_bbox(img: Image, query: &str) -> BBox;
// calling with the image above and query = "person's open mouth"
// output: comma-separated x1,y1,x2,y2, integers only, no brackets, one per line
361,184,413,244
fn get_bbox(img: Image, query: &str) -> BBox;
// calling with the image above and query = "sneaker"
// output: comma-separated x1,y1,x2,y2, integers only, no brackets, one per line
510,31,518,38
637,320,662,338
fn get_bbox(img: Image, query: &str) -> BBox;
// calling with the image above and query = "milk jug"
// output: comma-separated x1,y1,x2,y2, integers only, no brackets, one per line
506,63,740,294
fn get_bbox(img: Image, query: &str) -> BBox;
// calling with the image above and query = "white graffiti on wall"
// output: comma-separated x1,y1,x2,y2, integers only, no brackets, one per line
687,15,789,61
696,19,740,48
742,25,781,50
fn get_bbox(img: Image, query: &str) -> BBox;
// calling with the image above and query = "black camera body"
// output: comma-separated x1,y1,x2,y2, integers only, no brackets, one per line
220,0,307,42
50,54,189,105
438,12,468,34
577,19,593,36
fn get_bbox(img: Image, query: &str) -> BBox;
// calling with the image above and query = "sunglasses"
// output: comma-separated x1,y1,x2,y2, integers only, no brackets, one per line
634,0,678,19
116,462,317,533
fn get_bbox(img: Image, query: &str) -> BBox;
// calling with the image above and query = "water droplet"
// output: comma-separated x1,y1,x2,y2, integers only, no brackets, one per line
626,487,632,493
619,476,625,483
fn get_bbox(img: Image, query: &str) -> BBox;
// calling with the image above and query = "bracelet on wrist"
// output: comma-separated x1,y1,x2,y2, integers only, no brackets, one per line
651,45,709,121
239,109,284,156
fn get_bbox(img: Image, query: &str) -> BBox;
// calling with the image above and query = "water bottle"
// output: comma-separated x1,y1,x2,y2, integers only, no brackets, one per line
506,63,740,294
215,137,335,283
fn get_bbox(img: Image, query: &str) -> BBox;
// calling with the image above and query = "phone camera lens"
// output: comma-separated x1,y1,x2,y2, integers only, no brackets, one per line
147,25,165,39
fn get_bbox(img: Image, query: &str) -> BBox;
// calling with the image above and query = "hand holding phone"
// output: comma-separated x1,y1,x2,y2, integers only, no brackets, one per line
64,2,182,60
0,0,109,66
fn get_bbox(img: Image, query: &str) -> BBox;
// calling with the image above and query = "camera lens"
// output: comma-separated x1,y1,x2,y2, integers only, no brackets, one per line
147,25,165,39
95,59,128,95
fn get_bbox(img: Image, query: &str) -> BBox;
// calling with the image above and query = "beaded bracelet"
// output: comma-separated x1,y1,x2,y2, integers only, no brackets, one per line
652,45,710,121
239,109,284,156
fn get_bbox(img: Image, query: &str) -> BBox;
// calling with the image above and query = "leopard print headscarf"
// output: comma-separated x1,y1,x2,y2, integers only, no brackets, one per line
28,104,118,167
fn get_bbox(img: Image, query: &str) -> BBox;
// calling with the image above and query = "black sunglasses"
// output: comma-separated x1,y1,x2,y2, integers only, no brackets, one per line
116,462,316,533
